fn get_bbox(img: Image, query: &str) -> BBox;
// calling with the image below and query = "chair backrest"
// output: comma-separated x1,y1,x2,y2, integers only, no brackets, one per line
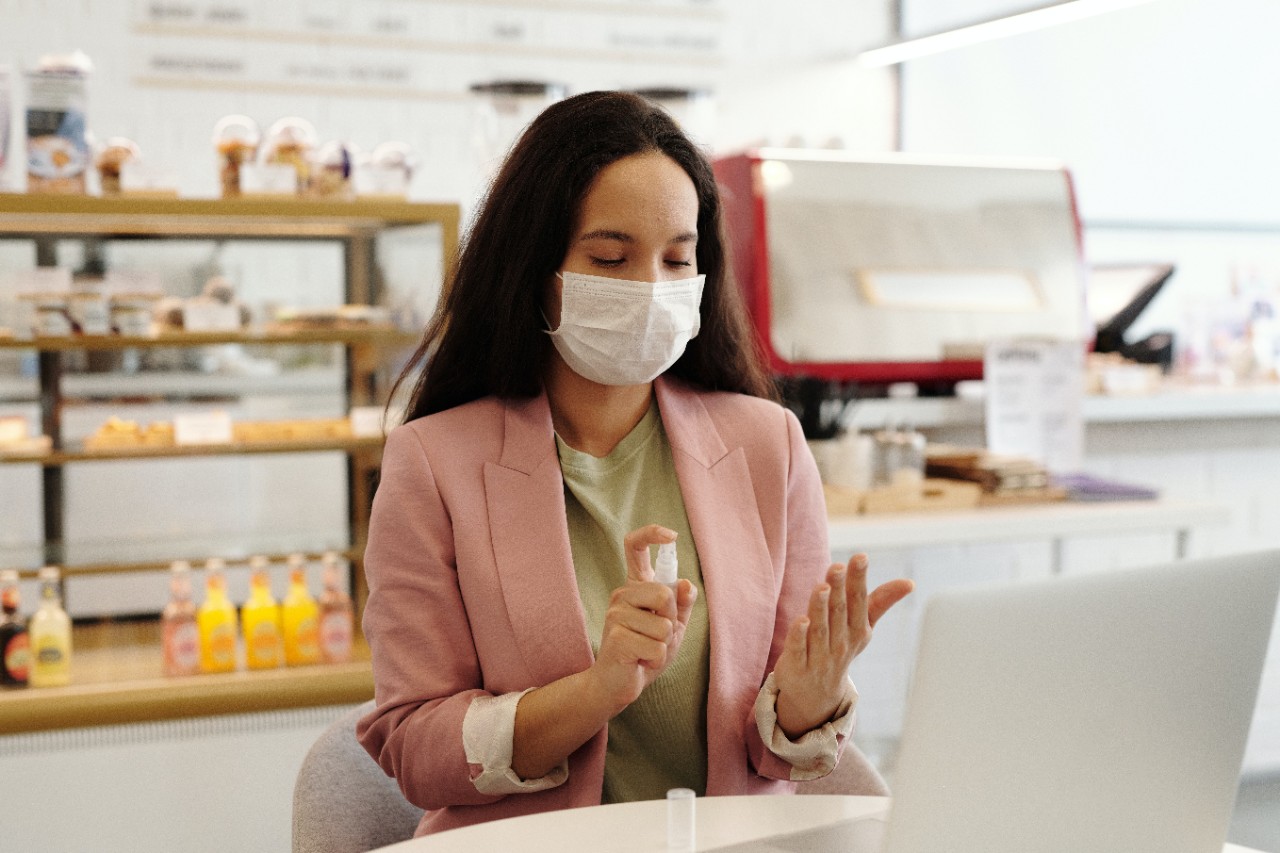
292,700,425,853
292,701,884,852
796,742,890,797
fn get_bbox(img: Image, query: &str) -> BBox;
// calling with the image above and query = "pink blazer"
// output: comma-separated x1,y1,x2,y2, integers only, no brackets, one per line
357,375,835,835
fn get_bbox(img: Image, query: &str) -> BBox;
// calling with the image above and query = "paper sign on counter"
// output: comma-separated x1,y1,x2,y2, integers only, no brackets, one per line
174,411,234,446
984,339,1085,473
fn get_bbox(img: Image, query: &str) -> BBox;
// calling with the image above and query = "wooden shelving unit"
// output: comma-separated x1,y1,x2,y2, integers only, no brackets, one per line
0,192,458,627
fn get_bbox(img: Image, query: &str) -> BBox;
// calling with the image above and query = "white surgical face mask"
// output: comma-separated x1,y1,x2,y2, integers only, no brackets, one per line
546,270,705,386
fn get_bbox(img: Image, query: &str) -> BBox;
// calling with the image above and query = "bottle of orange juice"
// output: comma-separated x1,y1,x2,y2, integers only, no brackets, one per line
318,551,354,664
241,555,283,670
282,554,320,666
197,558,237,674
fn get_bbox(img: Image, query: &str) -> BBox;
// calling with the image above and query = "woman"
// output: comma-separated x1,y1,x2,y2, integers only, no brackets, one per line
357,90,913,836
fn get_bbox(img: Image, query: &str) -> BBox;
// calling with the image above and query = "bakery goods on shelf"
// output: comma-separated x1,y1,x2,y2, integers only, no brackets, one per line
84,417,354,450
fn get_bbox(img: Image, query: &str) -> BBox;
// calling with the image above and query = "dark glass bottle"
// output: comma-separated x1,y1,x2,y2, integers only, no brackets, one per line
0,570,30,687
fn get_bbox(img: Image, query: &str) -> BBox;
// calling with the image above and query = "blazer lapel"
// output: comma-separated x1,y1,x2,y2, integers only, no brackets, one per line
655,378,778,775
484,393,595,687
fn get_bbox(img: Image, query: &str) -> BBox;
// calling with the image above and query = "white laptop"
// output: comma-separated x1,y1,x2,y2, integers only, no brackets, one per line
710,550,1279,853
881,549,1280,853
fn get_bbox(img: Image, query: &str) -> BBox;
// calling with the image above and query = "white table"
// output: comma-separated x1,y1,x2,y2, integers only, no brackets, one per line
377,795,1266,852
828,499,1231,572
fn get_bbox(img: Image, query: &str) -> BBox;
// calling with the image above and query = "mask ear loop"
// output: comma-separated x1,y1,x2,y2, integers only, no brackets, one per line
542,271,566,333
540,308,559,334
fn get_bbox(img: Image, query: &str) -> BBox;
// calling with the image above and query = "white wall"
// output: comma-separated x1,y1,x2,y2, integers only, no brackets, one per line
0,705,350,853
901,0,1280,227
898,0,1280,351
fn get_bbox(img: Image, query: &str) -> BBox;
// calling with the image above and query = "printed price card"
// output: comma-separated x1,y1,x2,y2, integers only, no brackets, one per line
182,302,241,332
174,411,234,446
239,163,298,195
984,339,1085,473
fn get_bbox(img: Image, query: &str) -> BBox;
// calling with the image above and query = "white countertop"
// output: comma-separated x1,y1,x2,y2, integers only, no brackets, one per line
828,499,1231,552
846,384,1280,430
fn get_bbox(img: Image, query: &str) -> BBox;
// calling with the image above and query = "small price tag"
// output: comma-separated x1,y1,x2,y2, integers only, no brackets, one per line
120,160,178,196
174,411,234,446
239,163,298,195
353,164,408,198
14,267,72,293
182,302,241,332
349,406,385,438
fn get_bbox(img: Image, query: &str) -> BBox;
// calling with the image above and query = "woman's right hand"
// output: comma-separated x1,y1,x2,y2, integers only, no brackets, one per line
588,524,698,714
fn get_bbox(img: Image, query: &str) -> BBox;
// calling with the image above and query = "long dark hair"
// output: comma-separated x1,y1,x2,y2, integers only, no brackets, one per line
396,90,775,422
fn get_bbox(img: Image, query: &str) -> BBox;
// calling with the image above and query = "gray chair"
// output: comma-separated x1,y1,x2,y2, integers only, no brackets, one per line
292,700,889,852
292,700,425,853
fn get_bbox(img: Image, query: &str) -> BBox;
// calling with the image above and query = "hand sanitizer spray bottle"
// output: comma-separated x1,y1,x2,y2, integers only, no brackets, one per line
654,542,679,590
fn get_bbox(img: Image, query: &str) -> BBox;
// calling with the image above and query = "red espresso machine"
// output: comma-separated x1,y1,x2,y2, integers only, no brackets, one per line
712,150,1089,404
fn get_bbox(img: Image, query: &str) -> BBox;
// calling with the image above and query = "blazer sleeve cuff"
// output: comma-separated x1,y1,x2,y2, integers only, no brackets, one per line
753,671,858,781
462,690,570,796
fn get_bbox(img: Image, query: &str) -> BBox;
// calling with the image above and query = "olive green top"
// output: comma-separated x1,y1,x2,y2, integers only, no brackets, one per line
556,400,711,803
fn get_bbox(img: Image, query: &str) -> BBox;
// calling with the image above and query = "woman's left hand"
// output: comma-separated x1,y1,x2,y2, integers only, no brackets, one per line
773,553,914,739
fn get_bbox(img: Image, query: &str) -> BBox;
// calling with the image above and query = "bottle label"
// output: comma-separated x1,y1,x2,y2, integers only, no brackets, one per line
205,623,235,667
36,644,64,666
247,620,282,666
320,611,353,662
163,621,200,675
4,631,30,682
287,615,320,664
31,634,69,684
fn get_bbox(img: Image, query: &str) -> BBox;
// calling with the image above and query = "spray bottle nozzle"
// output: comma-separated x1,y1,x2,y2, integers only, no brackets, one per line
654,541,678,586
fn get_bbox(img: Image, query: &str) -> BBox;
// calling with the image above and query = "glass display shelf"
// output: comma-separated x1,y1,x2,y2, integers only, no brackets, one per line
0,196,457,632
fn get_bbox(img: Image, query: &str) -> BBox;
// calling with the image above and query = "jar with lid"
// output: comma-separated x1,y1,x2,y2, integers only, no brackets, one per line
311,140,357,200
260,117,317,194
212,114,260,198
629,87,716,148
469,81,566,186
873,424,926,495
95,136,139,195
